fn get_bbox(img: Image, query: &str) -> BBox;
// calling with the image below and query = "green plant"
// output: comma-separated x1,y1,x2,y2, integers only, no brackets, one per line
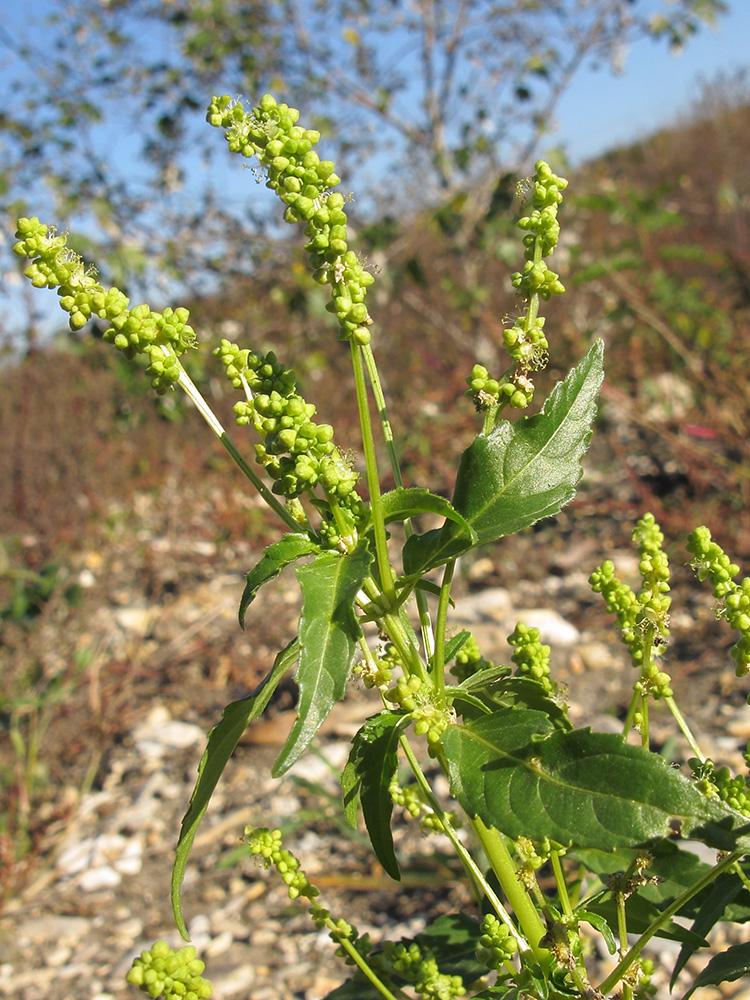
13,94,750,1000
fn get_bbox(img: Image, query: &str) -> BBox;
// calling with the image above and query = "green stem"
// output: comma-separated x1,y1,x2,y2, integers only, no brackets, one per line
432,560,455,696
361,343,434,655
175,365,301,532
550,852,572,919
472,817,549,965
400,738,528,953
325,917,406,1000
665,696,704,760
598,850,744,994
350,342,396,603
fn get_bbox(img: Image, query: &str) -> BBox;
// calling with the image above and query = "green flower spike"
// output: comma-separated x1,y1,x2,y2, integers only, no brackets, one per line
508,621,553,692
687,524,750,677
590,513,672,699
466,161,567,420
207,94,375,346
14,218,196,394
126,940,212,1000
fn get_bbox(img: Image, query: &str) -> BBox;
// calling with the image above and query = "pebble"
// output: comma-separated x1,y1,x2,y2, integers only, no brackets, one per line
453,587,512,622
112,606,158,635
513,607,580,646
132,705,205,759
576,641,616,671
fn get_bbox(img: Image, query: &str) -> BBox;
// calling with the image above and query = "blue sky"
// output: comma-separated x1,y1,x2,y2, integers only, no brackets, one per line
551,0,750,163
1,0,748,341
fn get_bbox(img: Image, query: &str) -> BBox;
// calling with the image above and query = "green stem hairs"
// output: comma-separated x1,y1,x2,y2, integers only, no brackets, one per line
13,94,750,1000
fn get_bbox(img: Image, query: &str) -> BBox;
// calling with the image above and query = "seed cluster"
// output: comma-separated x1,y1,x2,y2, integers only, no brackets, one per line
687,525,750,676
244,826,321,902
691,757,750,816
476,913,519,971
207,94,375,346
590,513,672,699
508,622,553,693
126,941,211,1000
13,217,196,394
465,161,566,413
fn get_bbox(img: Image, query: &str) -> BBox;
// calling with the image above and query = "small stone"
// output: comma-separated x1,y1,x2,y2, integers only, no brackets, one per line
576,641,615,671
112,606,158,635
132,705,204,759
513,608,580,647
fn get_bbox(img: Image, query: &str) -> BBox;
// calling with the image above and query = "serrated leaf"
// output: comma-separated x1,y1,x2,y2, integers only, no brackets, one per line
341,710,407,879
380,486,477,541
681,941,750,999
480,677,572,730
403,340,604,576
441,709,750,852
272,541,372,776
239,533,318,627
171,638,298,937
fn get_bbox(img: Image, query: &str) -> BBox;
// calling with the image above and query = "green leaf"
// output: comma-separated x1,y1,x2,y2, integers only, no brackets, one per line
441,709,750,852
583,893,707,946
341,710,407,880
443,629,473,665
380,486,477,541
681,941,750,1000
576,840,714,911
403,340,604,576
239,533,318,627
671,868,747,988
171,638,299,938
576,909,617,954
414,912,486,982
272,541,373,777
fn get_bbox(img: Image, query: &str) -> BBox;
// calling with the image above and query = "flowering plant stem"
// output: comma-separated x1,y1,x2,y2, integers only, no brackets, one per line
13,93,750,1000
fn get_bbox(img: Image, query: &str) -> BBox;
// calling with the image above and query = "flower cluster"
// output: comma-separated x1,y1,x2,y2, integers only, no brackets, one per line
13,218,196,394
476,913,518,972
465,161,566,415
508,622,553,692
687,525,750,676
126,941,211,1000
380,941,466,1000
207,94,375,345
244,826,320,902
383,675,452,750
390,780,460,833
450,631,495,683
690,757,750,816
590,514,673,698
214,338,368,543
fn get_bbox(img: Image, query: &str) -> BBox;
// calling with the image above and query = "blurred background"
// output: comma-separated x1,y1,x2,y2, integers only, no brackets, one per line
1,0,749,903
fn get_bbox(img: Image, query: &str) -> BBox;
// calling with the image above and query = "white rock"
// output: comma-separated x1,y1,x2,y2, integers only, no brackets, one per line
78,863,122,891
514,608,580,646
453,587,512,623
132,705,204,759
113,606,158,634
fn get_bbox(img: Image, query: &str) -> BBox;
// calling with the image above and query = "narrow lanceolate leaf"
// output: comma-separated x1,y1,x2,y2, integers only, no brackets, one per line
238,533,319,627
341,710,407,880
172,638,299,938
441,708,750,853
272,540,373,777
681,942,750,1000
403,340,604,576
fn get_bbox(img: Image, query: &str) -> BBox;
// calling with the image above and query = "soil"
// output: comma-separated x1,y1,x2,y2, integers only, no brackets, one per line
2,423,750,1000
